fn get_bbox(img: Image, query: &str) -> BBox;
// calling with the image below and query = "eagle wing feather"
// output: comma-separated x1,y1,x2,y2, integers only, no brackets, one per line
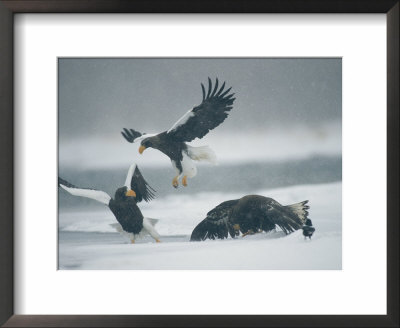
121,128,143,143
124,164,156,203
190,199,239,241
167,78,235,142
130,166,156,203
262,200,308,234
58,177,111,206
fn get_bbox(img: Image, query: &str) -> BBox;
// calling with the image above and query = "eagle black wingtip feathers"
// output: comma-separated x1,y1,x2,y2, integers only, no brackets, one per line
121,128,134,143
198,78,235,114
219,86,232,98
58,177,66,187
121,128,143,143
201,83,206,101
210,78,219,97
206,77,213,98
121,131,130,142
215,81,226,97
58,177,75,189
132,166,157,203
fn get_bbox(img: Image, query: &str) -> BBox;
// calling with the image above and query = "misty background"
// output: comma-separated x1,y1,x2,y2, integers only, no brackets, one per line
58,58,341,209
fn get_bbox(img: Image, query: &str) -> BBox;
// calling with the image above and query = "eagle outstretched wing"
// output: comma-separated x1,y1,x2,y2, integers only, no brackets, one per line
58,177,111,205
121,128,157,144
121,128,143,143
124,164,156,203
167,78,235,142
260,199,309,234
190,199,239,241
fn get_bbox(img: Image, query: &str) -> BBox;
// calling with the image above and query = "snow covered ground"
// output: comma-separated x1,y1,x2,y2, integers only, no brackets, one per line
58,181,342,270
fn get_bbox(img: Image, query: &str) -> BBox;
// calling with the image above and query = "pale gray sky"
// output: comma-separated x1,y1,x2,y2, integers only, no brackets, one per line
58,58,341,140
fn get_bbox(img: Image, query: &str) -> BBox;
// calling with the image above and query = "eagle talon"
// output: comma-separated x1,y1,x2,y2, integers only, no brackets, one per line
172,177,179,188
156,239,161,243
242,230,254,237
182,175,188,187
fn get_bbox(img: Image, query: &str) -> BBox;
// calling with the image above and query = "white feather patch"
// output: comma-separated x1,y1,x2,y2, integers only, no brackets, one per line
110,218,160,242
142,217,161,240
181,152,197,178
133,133,157,143
171,160,180,175
60,184,111,205
146,218,159,226
109,223,135,240
186,145,217,164
124,163,137,189
167,109,195,133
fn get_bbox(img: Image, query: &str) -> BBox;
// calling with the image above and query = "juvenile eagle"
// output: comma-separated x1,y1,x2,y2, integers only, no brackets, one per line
190,195,309,241
121,78,235,188
58,164,160,243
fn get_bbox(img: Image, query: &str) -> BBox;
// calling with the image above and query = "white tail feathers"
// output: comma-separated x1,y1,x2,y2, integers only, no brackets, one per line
286,200,309,224
110,218,159,241
109,223,137,240
110,223,124,233
146,218,159,226
186,145,217,164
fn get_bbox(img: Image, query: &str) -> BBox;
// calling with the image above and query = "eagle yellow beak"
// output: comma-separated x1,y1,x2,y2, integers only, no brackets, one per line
138,145,146,154
125,189,136,197
233,224,240,231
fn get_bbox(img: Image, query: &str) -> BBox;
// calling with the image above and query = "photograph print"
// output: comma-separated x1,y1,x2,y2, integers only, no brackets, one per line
58,58,342,270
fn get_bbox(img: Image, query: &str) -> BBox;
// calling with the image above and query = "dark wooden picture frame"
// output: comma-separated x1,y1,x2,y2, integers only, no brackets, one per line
0,1,398,327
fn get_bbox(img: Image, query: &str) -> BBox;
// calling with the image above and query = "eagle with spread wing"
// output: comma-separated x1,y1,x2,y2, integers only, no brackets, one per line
190,195,310,241
121,78,235,188
58,164,160,243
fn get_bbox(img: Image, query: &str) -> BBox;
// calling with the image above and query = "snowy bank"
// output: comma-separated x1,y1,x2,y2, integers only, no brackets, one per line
59,181,341,270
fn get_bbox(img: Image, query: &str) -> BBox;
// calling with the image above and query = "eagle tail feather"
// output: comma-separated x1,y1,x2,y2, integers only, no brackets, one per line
146,218,159,226
285,200,309,224
186,145,217,164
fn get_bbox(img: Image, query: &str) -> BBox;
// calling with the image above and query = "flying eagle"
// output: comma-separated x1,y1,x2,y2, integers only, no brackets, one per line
190,195,309,241
58,164,160,243
121,78,235,188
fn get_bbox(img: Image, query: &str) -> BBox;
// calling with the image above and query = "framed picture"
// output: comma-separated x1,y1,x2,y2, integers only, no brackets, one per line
57,57,342,270
1,0,398,327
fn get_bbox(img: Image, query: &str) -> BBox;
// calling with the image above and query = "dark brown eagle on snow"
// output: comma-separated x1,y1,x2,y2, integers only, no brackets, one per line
121,78,235,188
190,195,310,241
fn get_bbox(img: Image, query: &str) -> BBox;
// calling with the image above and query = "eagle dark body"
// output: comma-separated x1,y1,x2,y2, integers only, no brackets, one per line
191,195,310,241
140,132,188,172
231,195,308,235
109,187,144,235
